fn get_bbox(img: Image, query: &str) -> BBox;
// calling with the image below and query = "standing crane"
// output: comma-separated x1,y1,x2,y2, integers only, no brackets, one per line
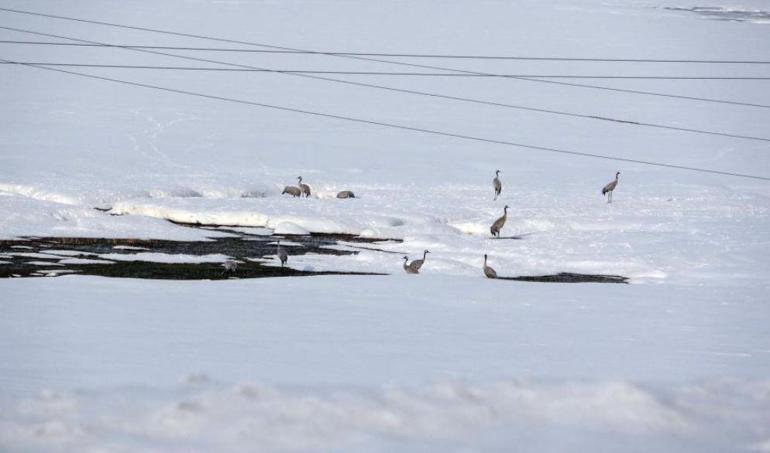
277,241,288,267
483,254,497,279
402,256,419,274
490,205,509,238
602,171,620,203
297,176,311,198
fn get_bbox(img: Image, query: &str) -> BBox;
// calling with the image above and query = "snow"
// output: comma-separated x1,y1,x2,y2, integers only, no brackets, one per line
38,250,91,257
1,276,769,451
2,379,769,453
24,261,63,267
111,245,150,251
272,221,310,235
97,252,231,263
56,258,114,265
0,193,229,241
1,0,770,450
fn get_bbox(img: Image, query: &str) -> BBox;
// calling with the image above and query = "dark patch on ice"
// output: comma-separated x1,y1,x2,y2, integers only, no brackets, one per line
0,230,390,280
663,6,770,23
499,273,628,284
0,226,628,283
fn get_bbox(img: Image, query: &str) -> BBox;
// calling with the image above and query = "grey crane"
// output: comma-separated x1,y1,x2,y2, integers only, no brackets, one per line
408,250,430,273
277,240,288,267
282,186,301,197
602,171,621,203
337,190,356,199
490,205,509,238
493,169,502,200
297,176,311,198
221,260,239,276
402,256,419,274
483,254,498,279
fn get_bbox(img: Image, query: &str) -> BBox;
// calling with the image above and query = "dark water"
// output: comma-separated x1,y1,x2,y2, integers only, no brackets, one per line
499,273,626,284
0,225,627,283
0,228,390,280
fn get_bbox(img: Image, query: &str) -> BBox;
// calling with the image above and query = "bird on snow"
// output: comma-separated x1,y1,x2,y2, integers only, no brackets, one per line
407,250,430,273
402,256,419,274
493,169,502,200
282,185,301,197
277,241,288,267
337,190,356,199
602,171,620,203
490,205,509,238
483,254,497,279
221,260,238,276
297,176,311,198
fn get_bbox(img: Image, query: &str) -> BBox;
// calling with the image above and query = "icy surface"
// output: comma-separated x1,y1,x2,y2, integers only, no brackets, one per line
96,252,231,263
1,379,769,453
1,0,770,450
1,276,770,452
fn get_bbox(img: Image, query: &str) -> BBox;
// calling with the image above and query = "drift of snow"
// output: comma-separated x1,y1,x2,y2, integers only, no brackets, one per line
1,275,770,452
2,379,769,453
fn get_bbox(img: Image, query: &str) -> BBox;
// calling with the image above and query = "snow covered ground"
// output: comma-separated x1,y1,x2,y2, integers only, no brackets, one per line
2,276,770,452
1,0,770,451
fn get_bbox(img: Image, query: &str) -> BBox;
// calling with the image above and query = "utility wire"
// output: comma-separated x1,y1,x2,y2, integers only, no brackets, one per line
2,25,769,144
2,39,770,64
3,56,768,182
3,61,770,79
1,6,768,110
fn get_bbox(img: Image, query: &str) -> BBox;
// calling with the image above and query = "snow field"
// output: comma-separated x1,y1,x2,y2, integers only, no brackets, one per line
1,275,769,451
1,0,770,451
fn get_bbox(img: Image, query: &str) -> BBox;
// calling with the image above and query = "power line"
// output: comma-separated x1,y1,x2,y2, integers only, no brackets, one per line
3,6,770,112
2,26,769,144
3,61,770,80
3,56,768,182
2,39,770,64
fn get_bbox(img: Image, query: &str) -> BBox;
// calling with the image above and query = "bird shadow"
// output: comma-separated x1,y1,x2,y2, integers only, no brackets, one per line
488,231,538,240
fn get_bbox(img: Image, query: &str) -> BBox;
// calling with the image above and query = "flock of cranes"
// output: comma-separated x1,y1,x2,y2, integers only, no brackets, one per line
282,176,356,199
223,171,621,278
402,170,621,278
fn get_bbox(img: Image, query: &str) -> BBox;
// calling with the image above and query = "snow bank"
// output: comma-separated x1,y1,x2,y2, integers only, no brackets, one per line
110,200,271,228
272,221,310,235
0,184,79,205
2,378,768,453
0,194,226,241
